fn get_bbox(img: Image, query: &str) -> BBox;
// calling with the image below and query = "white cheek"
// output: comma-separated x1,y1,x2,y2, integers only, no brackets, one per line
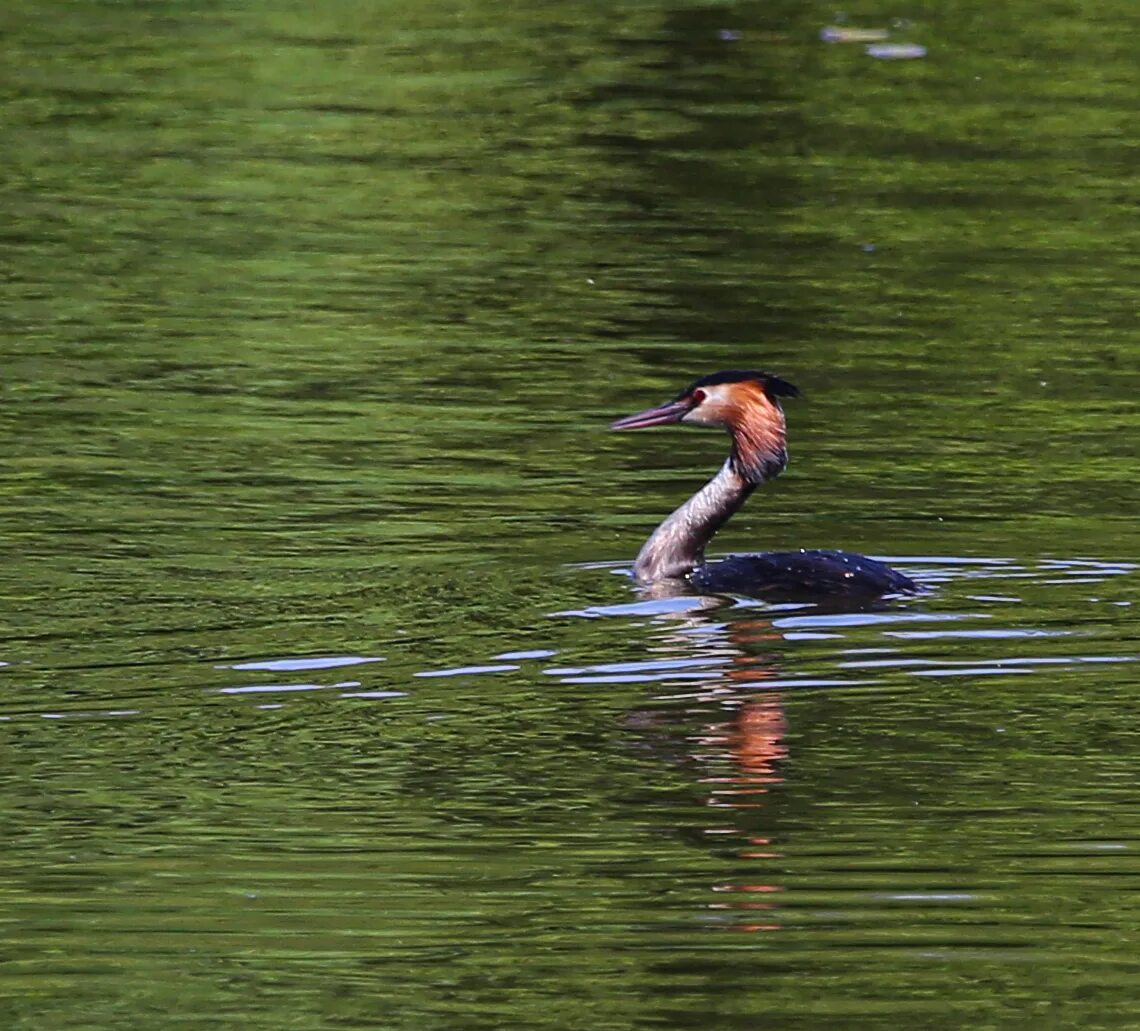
682,406,727,428
697,387,736,424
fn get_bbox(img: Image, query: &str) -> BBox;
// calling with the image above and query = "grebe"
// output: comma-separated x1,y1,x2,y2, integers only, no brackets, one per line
610,370,917,601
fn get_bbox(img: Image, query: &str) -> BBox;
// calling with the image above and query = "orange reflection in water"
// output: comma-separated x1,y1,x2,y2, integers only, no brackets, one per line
693,621,789,932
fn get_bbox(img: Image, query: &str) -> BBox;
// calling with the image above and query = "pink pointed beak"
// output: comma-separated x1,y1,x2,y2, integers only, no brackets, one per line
609,398,692,431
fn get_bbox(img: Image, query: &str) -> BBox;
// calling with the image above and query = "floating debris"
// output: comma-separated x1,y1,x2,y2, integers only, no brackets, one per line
820,26,889,43
866,42,927,59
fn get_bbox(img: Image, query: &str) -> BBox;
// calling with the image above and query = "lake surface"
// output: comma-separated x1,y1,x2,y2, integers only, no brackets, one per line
1,0,1138,1027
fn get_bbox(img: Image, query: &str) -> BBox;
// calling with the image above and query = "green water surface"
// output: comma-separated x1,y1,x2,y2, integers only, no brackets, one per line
1,0,1138,1027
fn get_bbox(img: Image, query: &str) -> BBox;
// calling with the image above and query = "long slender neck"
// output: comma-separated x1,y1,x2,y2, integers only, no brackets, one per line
633,459,754,583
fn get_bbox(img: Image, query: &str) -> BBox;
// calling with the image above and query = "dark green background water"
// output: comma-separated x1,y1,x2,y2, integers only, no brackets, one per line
2,0,1138,1027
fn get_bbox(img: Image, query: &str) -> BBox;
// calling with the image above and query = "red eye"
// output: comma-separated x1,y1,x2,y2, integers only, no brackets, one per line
691,389,706,404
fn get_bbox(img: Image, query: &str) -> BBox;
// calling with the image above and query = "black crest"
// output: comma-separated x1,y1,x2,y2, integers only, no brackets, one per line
679,369,800,403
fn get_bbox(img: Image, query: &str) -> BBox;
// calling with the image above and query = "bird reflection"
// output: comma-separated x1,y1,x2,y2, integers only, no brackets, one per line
625,612,794,934
700,687,787,809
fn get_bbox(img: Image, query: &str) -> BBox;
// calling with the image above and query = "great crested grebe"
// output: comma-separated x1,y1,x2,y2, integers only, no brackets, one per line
610,370,917,601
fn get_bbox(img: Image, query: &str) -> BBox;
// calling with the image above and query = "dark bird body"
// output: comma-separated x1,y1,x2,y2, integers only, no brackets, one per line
691,548,915,601
610,370,917,602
